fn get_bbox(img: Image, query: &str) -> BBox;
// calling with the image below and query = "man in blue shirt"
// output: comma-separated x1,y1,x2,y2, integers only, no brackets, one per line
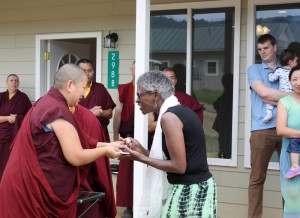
247,34,288,218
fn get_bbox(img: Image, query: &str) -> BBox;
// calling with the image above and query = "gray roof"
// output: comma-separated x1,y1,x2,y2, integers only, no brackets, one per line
150,21,297,52
151,28,187,52
194,26,225,51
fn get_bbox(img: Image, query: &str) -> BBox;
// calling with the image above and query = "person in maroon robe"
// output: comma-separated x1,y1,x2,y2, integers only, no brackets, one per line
148,67,204,148
0,74,32,181
162,67,204,123
148,112,158,150
113,61,135,218
76,58,116,142
0,64,123,218
74,104,117,218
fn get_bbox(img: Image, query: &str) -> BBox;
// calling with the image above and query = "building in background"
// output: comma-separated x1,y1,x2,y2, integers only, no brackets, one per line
1,0,300,217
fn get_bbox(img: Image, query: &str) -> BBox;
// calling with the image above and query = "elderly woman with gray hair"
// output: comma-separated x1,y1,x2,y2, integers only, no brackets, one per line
123,71,217,218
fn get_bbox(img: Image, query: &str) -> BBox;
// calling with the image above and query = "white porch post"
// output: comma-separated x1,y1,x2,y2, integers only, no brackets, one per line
133,0,150,217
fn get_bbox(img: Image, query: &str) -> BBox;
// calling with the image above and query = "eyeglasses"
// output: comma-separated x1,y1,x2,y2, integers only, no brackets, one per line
81,68,94,74
136,91,153,99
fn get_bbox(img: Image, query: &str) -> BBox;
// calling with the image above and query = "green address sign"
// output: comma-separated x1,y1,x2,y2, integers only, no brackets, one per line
107,51,119,89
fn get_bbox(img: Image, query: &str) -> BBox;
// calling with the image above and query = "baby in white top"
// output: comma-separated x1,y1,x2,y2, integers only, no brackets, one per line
264,49,298,123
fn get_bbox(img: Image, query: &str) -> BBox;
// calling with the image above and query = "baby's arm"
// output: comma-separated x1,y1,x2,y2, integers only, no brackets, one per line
268,68,280,82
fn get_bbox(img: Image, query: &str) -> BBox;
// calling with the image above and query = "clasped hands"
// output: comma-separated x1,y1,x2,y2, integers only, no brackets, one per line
102,137,142,160
8,114,17,123
91,106,102,117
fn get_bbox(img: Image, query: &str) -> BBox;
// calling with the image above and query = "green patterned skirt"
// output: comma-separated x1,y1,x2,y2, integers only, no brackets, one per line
161,177,217,218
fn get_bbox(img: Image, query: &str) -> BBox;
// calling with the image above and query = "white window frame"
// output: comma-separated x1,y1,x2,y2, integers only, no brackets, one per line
205,59,219,76
245,0,300,169
151,0,241,167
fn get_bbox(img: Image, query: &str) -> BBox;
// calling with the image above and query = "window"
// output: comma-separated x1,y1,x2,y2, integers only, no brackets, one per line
205,60,218,76
58,53,79,70
245,1,300,169
150,9,187,92
256,3,300,64
192,7,235,160
151,1,240,166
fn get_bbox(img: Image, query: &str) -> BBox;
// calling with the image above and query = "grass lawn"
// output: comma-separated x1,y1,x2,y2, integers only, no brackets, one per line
205,134,219,158
193,89,222,104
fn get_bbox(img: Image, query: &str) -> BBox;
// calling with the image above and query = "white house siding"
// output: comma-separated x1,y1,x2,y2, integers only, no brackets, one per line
0,0,284,217
0,33,36,101
0,0,137,101
0,0,137,140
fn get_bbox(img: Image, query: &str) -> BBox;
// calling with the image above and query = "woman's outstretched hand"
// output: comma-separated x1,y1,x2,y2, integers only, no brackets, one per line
119,137,148,160
105,141,126,159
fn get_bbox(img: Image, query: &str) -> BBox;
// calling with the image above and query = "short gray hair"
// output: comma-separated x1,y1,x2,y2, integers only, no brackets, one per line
6,74,19,81
54,63,86,89
137,70,174,100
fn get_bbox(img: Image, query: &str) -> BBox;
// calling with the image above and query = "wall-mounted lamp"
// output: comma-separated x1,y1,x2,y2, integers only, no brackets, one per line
256,25,271,36
104,32,118,48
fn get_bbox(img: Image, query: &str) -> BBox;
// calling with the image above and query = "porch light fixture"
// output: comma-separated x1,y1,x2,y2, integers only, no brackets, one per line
104,32,118,48
256,25,271,36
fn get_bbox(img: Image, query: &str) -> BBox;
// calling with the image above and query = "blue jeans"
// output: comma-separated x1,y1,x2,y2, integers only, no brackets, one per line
287,138,300,153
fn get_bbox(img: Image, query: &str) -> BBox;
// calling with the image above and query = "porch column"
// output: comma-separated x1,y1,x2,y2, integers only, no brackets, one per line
134,0,150,217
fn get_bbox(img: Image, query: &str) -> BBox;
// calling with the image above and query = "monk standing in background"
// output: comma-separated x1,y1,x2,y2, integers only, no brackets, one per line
148,67,204,148
0,74,32,181
0,64,123,217
76,58,116,142
113,61,135,218
74,104,117,218
162,67,204,123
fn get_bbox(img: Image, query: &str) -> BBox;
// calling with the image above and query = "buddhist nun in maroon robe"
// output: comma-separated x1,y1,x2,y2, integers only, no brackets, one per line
0,64,122,218
76,59,116,143
74,104,117,218
79,81,116,142
162,67,204,123
114,81,134,210
0,75,32,181
0,87,80,217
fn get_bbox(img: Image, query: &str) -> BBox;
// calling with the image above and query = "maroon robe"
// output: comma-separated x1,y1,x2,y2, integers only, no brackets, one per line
116,82,134,207
74,104,117,218
0,90,32,181
79,82,116,142
175,90,204,123
0,88,80,217
148,112,159,150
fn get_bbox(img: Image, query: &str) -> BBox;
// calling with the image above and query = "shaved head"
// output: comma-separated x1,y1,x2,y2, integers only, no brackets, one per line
54,63,86,89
